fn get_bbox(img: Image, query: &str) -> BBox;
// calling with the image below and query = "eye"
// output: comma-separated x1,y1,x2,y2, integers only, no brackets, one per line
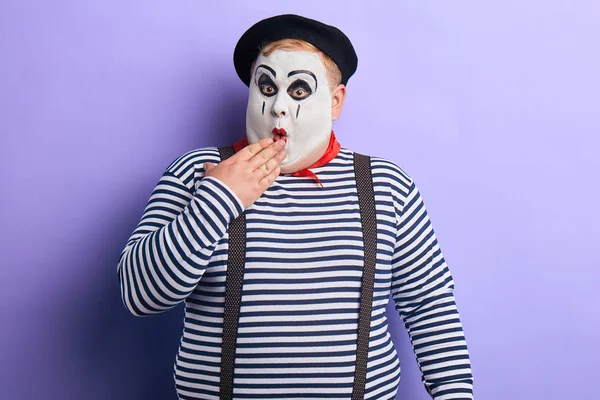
293,88,307,97
261,85,276,95
287,79,313,100
257,74,278,97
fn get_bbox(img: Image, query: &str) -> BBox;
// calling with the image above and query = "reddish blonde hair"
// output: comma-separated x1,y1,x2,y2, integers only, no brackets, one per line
257,39,342,91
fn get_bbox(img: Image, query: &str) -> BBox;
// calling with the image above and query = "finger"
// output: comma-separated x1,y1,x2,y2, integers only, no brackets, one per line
258,165,280,189
253,148,285,178
238,137,274,161
249,139,286,171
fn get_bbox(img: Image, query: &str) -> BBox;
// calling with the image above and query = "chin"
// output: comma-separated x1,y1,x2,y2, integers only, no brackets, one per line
279,156,305,173
279,160,294,171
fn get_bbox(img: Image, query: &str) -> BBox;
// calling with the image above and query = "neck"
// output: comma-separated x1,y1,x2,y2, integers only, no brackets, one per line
279,133,330,174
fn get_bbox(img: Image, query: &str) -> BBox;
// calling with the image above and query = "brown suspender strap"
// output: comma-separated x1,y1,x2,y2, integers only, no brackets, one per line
217,147,376,400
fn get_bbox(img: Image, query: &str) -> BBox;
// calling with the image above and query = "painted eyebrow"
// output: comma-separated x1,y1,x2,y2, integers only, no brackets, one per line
256,64,276,78
287,70,318,91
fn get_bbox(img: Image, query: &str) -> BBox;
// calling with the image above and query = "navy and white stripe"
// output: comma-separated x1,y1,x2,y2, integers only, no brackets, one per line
118,147,474,400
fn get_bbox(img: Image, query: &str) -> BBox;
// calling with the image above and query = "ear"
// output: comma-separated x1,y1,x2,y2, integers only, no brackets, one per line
331,84,347,121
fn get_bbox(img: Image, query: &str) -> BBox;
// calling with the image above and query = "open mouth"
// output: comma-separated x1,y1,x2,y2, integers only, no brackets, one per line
272,127,288,142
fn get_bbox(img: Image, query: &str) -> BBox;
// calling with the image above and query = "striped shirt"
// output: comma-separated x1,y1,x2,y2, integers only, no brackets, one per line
117,146,474,400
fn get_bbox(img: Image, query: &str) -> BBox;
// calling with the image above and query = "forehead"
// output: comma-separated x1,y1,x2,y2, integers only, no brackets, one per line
254,49,326,77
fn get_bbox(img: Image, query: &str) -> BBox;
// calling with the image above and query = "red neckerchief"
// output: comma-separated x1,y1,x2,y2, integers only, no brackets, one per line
232,130,341,188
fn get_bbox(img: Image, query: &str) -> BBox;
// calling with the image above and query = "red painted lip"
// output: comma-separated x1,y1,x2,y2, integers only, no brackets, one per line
272,127,288,136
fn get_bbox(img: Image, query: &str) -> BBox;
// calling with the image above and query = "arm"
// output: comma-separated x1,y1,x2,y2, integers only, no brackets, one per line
117,167,245,317
391,179,474,399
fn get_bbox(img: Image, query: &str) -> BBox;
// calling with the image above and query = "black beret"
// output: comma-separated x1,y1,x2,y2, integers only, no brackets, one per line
233,14,358,87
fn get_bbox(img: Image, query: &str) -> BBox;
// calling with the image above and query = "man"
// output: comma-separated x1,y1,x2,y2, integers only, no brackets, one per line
118,14,474,400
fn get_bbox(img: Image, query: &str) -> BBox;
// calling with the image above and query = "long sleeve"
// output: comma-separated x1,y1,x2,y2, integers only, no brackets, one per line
391,179,474,399
117,169,245,317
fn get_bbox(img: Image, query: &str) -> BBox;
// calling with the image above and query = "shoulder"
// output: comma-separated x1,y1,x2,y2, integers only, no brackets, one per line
344,148,418,223
344,147,414,198
370,155,412,191
163,146,223,186
369,155,416,214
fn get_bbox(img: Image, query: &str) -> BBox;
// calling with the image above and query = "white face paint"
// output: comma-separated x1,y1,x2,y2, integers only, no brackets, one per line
246,49,332,168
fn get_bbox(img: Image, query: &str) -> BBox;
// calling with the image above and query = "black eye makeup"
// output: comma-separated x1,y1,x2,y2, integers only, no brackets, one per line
287,79,313,100
287,70,318,92
257,74,278,97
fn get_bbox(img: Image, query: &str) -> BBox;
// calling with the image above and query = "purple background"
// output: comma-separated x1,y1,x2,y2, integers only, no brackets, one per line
1,1,599,399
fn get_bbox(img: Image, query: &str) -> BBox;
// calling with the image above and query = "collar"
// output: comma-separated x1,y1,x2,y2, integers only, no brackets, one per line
231,130,341,188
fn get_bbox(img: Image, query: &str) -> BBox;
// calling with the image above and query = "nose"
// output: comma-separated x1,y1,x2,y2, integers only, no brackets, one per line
271,94,288,118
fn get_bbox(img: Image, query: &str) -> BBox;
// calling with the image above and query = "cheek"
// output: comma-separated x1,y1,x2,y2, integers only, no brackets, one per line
247,88,263,106
248,92,268,117
314,92,333,109
296,95,331,119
